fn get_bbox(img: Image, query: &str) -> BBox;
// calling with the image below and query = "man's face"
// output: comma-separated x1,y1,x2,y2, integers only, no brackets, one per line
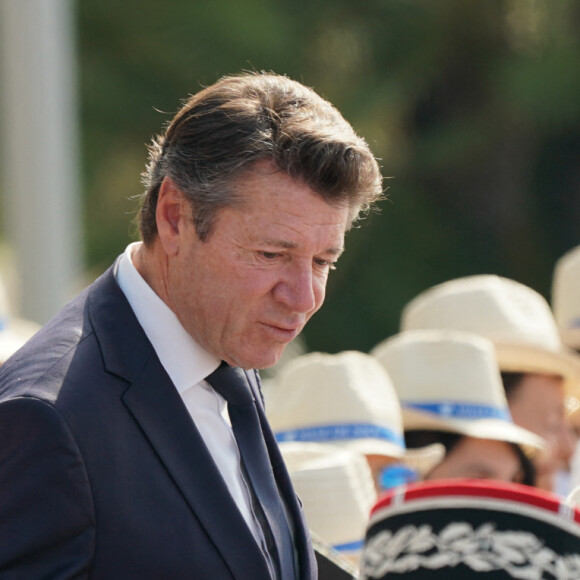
165,162,349,369
425,437,523,483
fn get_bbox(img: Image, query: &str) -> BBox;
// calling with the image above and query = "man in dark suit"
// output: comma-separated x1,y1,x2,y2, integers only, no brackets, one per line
0,72,382,579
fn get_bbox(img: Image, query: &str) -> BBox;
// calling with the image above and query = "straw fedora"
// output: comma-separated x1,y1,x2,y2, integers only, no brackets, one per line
552,245,580,351
371,329,547,457
266,350,444,475
400,274,580,401
280,442,377,569
361,479,580,579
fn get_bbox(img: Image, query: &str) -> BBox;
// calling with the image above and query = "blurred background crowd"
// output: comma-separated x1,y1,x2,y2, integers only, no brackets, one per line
3,1,580,578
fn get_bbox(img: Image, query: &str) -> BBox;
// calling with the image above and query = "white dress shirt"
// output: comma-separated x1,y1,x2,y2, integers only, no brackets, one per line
115,242,266,547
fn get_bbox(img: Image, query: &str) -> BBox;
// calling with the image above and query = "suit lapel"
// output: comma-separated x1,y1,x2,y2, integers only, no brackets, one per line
88,266,270,579
122,362,270,579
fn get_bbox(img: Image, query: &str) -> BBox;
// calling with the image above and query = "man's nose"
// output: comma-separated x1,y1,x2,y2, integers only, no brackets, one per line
273,263,319,313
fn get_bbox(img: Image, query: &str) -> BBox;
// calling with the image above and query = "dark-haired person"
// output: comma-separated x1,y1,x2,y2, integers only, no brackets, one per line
400,274,580,493
372,329,546,485
0,72,383,579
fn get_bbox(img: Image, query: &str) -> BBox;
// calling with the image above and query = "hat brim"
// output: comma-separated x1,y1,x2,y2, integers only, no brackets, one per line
402,407,548,459
402,443,446,475
328,438,445,476
495,342,580,404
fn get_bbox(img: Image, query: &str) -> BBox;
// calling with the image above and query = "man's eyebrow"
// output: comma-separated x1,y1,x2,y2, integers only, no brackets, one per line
260,239,297,249
260,239,344,257
328,246,345,258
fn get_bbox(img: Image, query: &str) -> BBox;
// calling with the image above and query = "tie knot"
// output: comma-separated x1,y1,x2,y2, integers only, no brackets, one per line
205,362,254,407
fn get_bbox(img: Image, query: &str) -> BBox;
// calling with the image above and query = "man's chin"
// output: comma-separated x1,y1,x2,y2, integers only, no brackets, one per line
228,346,287,371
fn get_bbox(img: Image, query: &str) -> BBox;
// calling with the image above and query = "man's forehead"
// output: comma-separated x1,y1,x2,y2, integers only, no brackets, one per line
234,161,351,212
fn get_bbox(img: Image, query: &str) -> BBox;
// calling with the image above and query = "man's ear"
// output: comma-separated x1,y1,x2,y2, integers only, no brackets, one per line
155,177,190,256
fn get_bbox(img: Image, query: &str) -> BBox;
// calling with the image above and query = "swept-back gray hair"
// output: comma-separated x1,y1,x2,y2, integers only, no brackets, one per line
139,72,383,243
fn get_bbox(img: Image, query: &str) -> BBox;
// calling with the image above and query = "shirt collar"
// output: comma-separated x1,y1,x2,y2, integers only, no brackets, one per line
115,242,220,392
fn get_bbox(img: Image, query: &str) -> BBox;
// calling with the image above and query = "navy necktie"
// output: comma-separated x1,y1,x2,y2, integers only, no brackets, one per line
206,363,296,580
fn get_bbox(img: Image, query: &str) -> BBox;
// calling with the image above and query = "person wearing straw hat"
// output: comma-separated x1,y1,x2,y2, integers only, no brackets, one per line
280,442,377,573
552,244,580,354
400,274,580,493
552,244,580,495
360,479,580,579
372,330,547,484
266,350,444,493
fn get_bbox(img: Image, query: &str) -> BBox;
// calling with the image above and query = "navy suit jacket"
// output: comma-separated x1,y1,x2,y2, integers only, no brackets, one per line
0,264,316,579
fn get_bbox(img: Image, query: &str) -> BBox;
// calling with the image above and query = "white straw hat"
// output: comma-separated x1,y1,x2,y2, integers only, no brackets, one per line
267,350,443,475
552,245,580,351
371,329,547,458
280,442,377,568
401,274,580,401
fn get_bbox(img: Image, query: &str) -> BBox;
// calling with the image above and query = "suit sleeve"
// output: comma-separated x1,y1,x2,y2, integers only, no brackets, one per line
0,397,95,579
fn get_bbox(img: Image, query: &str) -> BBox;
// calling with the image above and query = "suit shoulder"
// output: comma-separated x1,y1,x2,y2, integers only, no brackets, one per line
0,267,117,404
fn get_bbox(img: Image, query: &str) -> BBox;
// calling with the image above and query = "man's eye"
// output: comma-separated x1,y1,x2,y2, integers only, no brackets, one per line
261,252,280,259
314,258,337,270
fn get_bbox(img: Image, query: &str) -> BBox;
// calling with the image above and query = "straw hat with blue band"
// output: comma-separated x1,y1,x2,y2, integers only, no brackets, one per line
266,350,444,476
371,329,548,459
280,442,376,570
275,424,405,448
400,274,580,407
